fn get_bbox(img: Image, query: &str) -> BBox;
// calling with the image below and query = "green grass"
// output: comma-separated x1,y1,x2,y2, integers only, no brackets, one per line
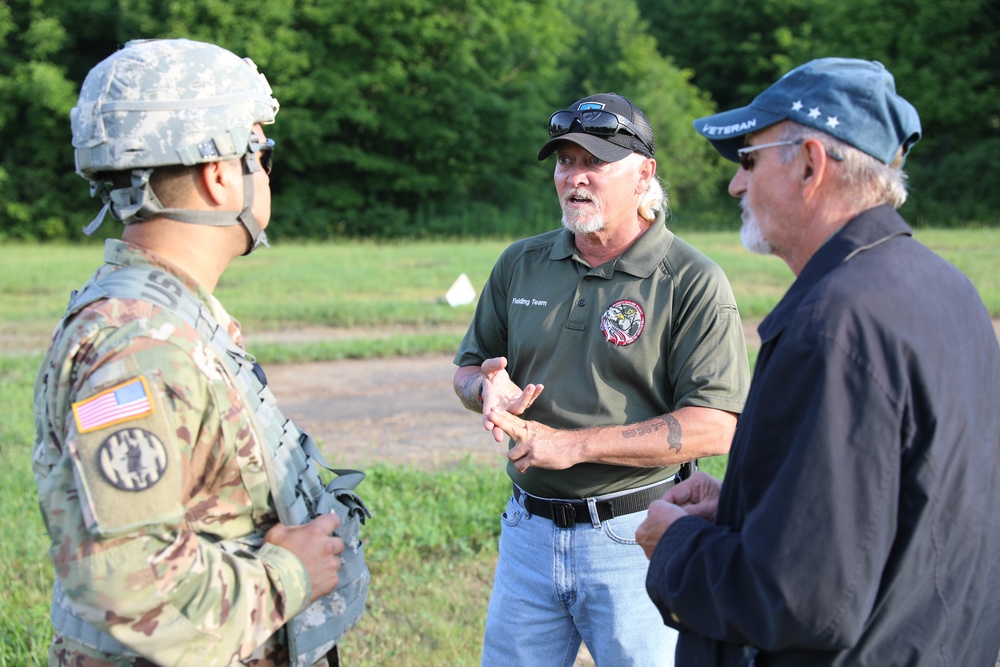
0,354,51,666
1,231,997,665
3,229,998,362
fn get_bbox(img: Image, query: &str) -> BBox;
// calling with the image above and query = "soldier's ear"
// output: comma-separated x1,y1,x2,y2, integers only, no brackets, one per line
197,160,241,208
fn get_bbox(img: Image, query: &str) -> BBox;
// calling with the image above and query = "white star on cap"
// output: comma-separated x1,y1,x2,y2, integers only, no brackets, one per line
826,116,840,128
791,100,803,111
808,107,821,119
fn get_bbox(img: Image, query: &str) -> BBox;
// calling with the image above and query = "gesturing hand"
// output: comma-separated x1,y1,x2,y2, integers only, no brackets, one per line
264,512,345,602
487,407,576,473
479,357,544,443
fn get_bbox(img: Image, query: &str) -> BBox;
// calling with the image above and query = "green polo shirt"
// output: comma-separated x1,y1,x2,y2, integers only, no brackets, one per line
454,213,750,498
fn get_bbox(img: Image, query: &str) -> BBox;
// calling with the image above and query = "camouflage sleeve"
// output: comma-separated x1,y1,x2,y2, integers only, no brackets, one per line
35,324,311,665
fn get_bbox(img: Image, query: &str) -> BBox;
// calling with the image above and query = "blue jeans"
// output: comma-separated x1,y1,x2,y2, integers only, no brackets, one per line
481,493,677,667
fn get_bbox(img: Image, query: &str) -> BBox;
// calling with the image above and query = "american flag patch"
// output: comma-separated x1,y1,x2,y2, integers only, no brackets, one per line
72,377,154,434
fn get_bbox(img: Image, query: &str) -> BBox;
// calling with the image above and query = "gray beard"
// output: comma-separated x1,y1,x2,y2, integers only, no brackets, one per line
561,210,605,234
740,204,773,255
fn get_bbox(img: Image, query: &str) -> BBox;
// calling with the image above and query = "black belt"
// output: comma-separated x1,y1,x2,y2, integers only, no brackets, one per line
515,475,679,528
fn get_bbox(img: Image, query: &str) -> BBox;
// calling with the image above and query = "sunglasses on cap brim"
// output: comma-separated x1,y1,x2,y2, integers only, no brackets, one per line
548,109,654,155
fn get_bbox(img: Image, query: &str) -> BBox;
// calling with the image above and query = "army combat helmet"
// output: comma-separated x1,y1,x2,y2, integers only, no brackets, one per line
71,38,279,253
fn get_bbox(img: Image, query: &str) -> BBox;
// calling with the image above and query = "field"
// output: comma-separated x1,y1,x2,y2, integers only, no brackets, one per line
1,229,998,666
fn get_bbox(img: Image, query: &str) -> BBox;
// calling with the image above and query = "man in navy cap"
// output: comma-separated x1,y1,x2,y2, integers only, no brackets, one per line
453,93,750,666
637,58,1000,665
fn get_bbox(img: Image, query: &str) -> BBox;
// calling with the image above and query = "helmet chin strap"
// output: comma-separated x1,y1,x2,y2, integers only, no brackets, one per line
234,157,269,255
84,153,269,254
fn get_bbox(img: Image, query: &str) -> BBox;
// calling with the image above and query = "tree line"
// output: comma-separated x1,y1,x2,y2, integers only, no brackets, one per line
1,0,996,242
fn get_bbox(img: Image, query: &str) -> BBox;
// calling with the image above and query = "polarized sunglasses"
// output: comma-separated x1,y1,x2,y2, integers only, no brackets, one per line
548,108,654,155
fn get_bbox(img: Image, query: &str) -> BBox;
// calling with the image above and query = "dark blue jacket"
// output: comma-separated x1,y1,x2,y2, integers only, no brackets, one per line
647,205,1000,666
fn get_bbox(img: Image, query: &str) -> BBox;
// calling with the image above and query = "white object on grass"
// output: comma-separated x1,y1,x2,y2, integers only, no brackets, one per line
446,273,476,307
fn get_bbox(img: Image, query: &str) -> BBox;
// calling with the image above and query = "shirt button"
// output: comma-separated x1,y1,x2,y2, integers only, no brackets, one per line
577,299,586,307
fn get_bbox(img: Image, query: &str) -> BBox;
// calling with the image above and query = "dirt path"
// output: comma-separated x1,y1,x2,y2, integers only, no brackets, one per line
262,353,508,470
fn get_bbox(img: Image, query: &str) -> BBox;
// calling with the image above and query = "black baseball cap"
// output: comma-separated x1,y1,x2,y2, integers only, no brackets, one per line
538,93,656,162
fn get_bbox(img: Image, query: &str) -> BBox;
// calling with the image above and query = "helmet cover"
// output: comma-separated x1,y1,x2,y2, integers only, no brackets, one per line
72,38,279,180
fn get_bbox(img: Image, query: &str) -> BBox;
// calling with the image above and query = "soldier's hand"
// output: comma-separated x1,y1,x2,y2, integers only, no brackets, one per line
264,513,345,601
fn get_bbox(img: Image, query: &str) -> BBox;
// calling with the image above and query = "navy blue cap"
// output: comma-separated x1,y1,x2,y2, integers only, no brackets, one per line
538,93,655,162
693,58,921,165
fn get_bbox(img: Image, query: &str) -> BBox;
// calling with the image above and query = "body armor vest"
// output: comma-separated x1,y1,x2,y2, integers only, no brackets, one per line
48,260,370,667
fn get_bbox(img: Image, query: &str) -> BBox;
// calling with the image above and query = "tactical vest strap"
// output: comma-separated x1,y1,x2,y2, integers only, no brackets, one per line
50,263,370,666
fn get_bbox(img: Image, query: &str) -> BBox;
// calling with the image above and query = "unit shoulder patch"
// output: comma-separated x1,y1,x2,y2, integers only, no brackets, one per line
97,427,169,491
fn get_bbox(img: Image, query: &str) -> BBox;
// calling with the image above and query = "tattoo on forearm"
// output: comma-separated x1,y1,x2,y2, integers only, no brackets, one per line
456,373,483,411
664,414,682,453
621,415,682,453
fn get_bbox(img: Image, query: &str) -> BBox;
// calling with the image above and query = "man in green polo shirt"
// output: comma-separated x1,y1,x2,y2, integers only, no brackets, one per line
453,92,750,666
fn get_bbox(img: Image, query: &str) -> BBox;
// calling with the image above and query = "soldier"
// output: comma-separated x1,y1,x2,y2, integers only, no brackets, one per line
32,38,368,667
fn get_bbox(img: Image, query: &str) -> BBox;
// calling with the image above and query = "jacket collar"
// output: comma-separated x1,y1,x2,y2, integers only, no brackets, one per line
758,204,913,342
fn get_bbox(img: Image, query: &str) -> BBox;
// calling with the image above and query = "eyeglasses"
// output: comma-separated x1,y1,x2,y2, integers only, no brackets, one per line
737,138,845,171
247,135,275,175
736,139,803,171
548,109,654,155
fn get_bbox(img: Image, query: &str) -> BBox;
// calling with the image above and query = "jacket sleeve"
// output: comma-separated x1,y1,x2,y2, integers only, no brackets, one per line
35,333,311,666
646,336,900,651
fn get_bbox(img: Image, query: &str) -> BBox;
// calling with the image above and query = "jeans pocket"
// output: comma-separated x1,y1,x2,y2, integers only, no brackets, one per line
500,496,524,527
601,511,644,545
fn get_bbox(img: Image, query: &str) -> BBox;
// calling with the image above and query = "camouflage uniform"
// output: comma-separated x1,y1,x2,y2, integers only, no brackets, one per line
33,239,315,666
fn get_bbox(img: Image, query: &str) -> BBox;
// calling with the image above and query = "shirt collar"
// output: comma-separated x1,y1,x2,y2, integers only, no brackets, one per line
548,209,674,279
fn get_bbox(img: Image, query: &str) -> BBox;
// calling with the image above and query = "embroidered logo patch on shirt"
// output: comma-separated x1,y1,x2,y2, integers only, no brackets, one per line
601,299,645,346
72,377,154,434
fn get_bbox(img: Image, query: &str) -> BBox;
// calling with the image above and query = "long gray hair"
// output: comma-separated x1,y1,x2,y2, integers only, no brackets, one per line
638,168,668,222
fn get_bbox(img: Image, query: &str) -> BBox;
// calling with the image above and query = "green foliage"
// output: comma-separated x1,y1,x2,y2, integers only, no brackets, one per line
643,0,1000,227
641,0,817,110
0,0,83,241
552,0,731,208
5,0,997,239
264,0,573,238
793,0,1000,225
